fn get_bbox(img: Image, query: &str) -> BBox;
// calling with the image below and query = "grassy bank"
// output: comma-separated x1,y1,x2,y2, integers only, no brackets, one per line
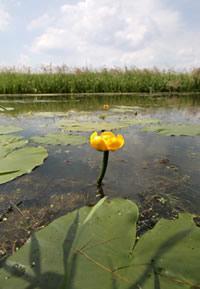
0,67,200,94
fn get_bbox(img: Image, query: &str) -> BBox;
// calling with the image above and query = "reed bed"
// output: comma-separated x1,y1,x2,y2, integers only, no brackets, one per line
0,67,199,94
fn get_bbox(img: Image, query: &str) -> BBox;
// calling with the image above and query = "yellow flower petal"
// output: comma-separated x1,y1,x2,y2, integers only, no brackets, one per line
90,131,98,142
101,131,115,137
101,131,115,141
90,135,108,151
89,131,125,151
106,134,125,151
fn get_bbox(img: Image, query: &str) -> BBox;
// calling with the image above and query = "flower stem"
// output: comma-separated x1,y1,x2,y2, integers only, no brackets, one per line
97,151,109,186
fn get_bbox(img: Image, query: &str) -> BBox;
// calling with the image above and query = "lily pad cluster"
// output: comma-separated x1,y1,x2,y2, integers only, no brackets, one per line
0,125,23,135
0,198,199,289
0,144,48,185
0,135,28,158
0,125,90,184
0,127,48,184
31,133,87,146
143,123,200,136
57,118,160,132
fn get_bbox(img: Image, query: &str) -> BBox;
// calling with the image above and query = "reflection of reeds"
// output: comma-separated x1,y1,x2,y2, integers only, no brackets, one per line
0,66,199,94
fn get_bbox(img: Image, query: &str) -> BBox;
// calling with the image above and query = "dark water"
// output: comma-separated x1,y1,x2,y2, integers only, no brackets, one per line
0,94,199,255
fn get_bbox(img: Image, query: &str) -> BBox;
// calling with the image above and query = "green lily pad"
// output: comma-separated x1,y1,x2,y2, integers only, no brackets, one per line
31,133,87,146
143,123,200,136
124,213,200,289
0,198,199,289
58,118,159,132
0,135,47,184
128,118,160,125
0,125,23,135
0,170,20,176
0,146,48,184
0,135,28,158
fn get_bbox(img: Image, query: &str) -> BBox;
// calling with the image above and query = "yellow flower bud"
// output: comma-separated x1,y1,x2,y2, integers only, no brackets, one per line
90,131,125,152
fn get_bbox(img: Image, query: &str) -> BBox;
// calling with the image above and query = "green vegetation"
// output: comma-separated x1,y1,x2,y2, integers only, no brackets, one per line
57,118,159,131
0,125,23,134
31,133,87,145
0,198,199,289
0,94,199,117
0,146,47,184
0,128,48,184
143,123,200,136
0,135,28,158
0,67,200,94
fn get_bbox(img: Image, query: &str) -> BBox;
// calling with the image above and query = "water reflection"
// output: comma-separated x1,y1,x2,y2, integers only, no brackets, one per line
0,94,200,115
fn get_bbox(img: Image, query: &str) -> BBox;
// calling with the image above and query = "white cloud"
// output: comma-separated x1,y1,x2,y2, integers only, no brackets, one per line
0,6,11,31
32,28,66,52
27,13,55,31
26,0,200,68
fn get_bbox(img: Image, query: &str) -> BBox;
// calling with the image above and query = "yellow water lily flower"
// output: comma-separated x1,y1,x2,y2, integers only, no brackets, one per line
90,131,125,152
103,104,109,110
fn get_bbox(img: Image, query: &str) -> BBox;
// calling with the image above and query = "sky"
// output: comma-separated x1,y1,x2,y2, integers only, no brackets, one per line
0,0,200,70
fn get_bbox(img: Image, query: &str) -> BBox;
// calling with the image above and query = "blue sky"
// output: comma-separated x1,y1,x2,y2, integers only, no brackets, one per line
0,0,199,69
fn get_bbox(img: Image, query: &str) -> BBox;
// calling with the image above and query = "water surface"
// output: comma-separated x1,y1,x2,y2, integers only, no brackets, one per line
0,94,199,256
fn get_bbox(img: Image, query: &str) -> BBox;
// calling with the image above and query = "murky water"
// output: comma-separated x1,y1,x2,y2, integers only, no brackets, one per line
0,94,199,256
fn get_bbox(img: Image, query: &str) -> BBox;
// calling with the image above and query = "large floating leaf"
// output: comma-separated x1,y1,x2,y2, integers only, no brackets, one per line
58,118,159,132
123,213,200,289
0,198,199,289
128,118,159,125
0,146,48,184
0,125,23,135
143,123,200,136
0,135,46,184
0,135,28,158
31,133,87,146
0,198,138,289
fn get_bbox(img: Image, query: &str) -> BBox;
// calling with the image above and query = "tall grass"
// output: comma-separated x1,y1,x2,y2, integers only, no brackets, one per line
0,66,199,94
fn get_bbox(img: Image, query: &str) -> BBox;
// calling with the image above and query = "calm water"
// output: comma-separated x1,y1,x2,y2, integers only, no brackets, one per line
0,94,199,254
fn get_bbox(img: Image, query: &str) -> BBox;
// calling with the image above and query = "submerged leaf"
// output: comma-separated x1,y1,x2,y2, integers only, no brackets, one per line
31,133,87,146
143,123,200,136
0,199,199,289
